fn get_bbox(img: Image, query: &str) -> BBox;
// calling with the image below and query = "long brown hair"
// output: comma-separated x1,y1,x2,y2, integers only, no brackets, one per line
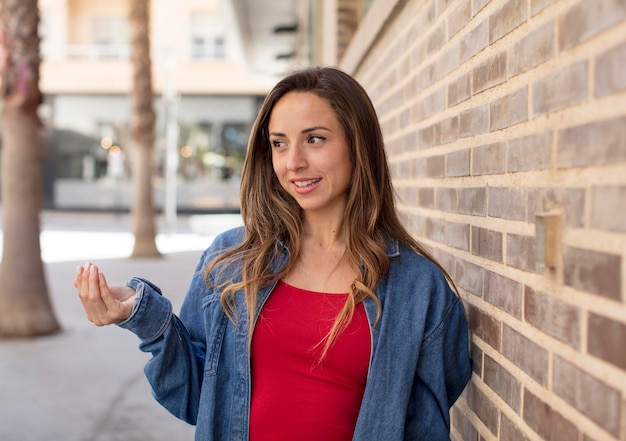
205,66,451,356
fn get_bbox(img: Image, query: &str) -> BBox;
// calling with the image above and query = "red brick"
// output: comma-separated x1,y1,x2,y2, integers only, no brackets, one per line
563,246,621,300
473,52,507,93
448,74,472,107
445,221,470,251
588,312,626,370
490,87,528,131
591,185,626,232
559,0,626,50
397,160,410,179
418,125,435,149
489,0,527,43
459,105,489,137
433,115,459,145
507,133,552,172
434,249,456,277
467,303,502,350
402,131,417,153
417,62,437,90
596,41,626,97
472,142,506,175
436,0,455,16
426,217,447,243
392,162,405,180
413,88,446,120
484,270,522,317
531,0,553,15
397,187,417,207
455,258,485,296
438,44,460,77
458,187,487,215
460,19,489,62
412,155,445,178
452,406,479,441
435,187,458,212
446,149,471,177
427,22,447,55
449,0,471,38
399,108,411,130
553,356,622,436
557,117,626,168
471,226,503,262
410,214,427,236
524,286,580,348
509,21,555,77
503,325,549,385
465,381,499,435
488,187,527,221
414,0,437,32
472,0,490,16
501,414,531,441
523,389,580,441
484,354,522,412
427,155,445,178
418,187,435,208
532,61,588,115
506,233,539,273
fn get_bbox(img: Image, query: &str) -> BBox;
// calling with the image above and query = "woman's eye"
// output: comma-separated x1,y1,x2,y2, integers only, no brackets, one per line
271,139,286,148
308,135,325,144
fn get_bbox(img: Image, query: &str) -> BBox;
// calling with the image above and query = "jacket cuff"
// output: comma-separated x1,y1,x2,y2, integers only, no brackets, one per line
116,277,172,343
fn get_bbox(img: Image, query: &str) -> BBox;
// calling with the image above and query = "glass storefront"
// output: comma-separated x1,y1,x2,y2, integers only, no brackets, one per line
45,93,262,212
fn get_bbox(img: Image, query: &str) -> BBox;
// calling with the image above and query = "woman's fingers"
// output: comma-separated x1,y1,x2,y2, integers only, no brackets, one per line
97,272,133,323
76,262,118,326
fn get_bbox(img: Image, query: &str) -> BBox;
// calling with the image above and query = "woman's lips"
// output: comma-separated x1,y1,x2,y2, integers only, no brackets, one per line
291,178,321,194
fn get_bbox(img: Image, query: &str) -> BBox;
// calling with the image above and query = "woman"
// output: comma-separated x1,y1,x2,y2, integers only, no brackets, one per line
74,66,472,441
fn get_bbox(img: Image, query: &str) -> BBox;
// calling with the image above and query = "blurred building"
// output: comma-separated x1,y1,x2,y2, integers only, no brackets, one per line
38,0,315,212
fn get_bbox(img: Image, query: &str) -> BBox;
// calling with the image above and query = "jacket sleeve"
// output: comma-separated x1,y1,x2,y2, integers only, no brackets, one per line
116,248,214,425
405,293,472,439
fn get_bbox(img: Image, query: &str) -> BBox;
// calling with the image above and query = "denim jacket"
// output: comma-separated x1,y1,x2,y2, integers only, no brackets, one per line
118,227,472,441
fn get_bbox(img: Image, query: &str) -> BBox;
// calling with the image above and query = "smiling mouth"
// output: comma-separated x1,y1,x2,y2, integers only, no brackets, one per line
293,178,321,188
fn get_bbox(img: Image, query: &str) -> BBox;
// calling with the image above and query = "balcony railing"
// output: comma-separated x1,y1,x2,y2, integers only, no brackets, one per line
190,41,226,60
65,44,131,61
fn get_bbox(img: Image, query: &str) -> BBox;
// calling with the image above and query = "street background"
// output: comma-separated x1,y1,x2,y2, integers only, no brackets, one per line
0,211,243,441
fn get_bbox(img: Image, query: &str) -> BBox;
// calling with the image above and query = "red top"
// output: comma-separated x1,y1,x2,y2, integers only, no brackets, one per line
250,281,371,441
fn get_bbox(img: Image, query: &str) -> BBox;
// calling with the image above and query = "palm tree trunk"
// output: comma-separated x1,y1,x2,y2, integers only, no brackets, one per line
0,0,60,337
129,0,160,257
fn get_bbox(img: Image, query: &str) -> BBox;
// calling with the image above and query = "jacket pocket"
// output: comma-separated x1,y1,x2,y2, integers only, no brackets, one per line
202,295,227,376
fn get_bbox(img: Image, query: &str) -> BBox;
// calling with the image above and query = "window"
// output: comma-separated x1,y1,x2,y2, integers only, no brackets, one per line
190,12,227,59
92,16,129,59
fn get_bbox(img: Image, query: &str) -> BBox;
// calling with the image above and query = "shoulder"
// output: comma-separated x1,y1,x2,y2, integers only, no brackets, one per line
211,225,246,247
383,242,460,328
194,226,246,278
391,242,450,289
202,226,246,257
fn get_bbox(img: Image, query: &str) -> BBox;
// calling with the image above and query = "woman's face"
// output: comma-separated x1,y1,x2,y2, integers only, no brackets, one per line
269,91,352,216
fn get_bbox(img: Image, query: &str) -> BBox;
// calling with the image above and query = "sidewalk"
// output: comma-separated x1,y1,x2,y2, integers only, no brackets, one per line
0,211,243,441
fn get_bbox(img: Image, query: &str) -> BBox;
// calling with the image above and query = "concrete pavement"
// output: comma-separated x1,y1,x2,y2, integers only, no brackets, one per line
0,211,243,441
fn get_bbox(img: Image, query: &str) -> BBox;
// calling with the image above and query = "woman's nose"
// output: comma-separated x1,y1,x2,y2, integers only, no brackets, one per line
286,146,306,171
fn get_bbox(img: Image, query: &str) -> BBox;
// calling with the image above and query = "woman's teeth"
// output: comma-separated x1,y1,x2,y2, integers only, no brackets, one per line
294,179,320,188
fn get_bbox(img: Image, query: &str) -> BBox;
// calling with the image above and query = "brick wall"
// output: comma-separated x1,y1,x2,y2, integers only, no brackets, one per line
336,0,360,62
342,0,626,439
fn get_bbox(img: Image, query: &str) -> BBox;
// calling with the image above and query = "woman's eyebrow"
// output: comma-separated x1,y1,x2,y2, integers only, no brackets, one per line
269,126,332,137
301,125,332,133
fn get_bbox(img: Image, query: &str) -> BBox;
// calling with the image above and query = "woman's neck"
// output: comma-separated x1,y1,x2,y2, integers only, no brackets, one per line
302,213,346,251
